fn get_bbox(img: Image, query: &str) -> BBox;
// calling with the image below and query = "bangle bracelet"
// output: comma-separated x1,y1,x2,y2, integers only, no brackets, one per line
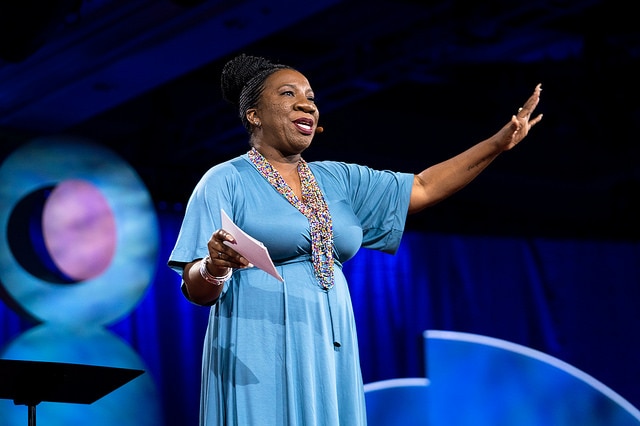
199,255,232,286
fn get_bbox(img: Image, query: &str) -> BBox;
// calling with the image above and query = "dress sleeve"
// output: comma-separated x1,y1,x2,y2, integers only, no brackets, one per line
313,161,414,254
167,161,241,274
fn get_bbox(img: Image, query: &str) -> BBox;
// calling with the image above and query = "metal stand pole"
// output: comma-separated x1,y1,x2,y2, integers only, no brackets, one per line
28,403,37,426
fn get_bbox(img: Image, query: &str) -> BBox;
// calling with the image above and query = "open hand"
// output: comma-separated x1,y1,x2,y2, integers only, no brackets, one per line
500,83,543,151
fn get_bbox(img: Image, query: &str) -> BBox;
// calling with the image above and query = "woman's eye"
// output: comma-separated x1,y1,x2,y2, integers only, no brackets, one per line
282,91,294,96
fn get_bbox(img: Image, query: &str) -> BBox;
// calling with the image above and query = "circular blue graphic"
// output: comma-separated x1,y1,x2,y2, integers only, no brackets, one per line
0,137,159,325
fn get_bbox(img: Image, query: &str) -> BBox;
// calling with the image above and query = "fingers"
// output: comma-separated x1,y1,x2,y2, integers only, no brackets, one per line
208,229,251,268
529,113,543,126
501,84,542,151
211,229,233,260
215,228,233,243
514,84,542,125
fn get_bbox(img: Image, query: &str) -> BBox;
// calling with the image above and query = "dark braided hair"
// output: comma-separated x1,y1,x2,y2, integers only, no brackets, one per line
221,54,291,133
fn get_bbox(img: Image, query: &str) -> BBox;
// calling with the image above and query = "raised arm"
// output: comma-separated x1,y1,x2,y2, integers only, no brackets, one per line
408,83,543,214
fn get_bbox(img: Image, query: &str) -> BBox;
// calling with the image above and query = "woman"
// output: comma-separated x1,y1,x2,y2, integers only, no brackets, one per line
168,54,542,425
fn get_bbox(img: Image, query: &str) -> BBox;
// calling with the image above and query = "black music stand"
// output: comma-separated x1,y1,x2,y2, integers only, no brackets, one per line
0,359,144,426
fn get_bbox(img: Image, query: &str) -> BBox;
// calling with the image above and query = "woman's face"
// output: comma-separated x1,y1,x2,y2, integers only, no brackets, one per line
250,68,320,155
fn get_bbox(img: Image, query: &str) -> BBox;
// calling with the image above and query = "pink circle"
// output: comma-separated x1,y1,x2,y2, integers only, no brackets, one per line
42,179,117,281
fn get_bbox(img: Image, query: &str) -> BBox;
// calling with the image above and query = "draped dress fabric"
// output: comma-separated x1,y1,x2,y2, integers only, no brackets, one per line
168,154,413,426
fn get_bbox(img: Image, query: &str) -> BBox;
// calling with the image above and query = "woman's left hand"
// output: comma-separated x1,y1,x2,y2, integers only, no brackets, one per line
498,83,543,151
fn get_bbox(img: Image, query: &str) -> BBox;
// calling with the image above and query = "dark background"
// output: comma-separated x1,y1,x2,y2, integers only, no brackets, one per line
0,0,638,240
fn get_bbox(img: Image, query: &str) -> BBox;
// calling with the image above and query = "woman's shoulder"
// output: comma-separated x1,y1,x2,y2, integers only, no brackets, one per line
310,159,414,195
309,159,408,179
201,153,251,179
309,159,364,174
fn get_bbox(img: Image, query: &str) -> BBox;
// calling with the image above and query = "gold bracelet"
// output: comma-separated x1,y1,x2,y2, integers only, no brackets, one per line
199,255,232,286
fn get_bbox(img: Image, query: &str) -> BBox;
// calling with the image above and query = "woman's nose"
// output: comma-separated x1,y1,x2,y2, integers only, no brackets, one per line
295,97,316,113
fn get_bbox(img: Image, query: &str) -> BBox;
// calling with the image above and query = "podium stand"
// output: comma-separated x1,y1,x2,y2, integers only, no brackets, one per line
0,359,144,426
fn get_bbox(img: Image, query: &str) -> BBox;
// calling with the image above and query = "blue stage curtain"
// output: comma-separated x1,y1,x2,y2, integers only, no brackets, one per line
2,208,640,425
348,232,640,410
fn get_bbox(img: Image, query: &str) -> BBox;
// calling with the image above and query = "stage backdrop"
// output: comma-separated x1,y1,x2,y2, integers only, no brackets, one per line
1,139,640,425
3,210,640,425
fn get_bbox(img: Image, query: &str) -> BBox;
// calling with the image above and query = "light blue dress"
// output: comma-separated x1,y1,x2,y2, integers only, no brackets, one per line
169,153,413,426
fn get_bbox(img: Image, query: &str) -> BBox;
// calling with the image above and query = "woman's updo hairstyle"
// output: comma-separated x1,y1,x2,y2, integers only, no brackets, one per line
221,53,291,133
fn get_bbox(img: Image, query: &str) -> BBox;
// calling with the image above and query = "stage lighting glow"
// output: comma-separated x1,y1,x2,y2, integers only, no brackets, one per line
42,179,117,281
0,136,159,325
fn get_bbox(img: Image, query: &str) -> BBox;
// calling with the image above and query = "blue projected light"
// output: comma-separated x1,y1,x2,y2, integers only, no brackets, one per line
0,137,159,325
0,137,163,425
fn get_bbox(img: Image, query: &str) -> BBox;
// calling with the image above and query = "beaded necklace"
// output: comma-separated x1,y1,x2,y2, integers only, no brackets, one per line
248,148,334,290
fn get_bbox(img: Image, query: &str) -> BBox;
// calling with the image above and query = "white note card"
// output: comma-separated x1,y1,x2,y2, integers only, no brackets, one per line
220,209,283,282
